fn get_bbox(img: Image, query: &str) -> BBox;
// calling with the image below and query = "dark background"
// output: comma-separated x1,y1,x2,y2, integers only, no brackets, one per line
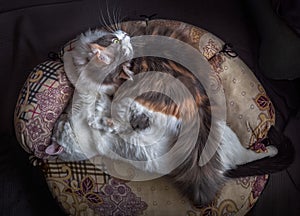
0,0,299,215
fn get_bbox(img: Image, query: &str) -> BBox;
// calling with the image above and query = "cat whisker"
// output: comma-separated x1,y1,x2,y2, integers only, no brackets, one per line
115,7,123,30
97,1,113,32
114,2,123,30
124,25,142,37
112,7,119,30
117,9,128,29
98,15,107,31
98,0,116,32
101,12,114,33
105,0,116,32
128,28,142,37
97,4,105,29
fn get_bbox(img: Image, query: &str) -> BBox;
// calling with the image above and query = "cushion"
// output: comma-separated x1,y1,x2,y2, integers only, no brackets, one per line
14,19,275,215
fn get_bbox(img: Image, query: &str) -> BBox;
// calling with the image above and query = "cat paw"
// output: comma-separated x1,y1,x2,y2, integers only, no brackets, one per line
88,117,116,133
266,145,278,157
88,120,99,130
121,63,134,80
87,116,102,130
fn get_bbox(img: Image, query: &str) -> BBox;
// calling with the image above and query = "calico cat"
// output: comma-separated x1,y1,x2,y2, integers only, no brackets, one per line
47,25,294,207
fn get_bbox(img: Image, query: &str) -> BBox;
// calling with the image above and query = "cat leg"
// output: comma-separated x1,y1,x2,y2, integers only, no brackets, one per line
233,145,278,166
218,124,278,169
87,93,119,132
89,96,151,133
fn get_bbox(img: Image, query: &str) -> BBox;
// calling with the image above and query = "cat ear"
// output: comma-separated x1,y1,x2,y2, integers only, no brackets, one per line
45,142,64,155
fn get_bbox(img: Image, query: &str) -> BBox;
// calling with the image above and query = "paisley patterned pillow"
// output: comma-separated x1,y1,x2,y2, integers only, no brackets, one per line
14,19,275,215
14,61,73,158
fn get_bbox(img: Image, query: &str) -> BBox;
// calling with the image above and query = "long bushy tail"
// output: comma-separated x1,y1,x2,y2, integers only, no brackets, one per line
225,126,294,178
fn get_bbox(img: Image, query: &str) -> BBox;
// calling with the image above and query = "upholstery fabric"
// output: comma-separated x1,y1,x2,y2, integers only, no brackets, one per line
14,20,276,215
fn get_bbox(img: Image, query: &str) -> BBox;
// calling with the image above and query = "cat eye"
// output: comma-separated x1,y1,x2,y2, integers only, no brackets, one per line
112,38,120,44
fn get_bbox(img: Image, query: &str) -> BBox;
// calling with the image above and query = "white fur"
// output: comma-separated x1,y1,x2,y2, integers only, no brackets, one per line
218,123,278,171
97,98,181,173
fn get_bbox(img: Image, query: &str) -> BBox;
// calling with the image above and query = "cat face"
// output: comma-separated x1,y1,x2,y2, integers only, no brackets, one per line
86,30,133,66
72,29,133,68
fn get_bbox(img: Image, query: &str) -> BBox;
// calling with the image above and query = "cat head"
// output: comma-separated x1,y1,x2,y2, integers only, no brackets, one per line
72,29,133,67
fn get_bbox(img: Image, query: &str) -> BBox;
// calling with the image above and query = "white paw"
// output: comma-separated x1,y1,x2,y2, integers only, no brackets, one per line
87,117,115,132
87,117,102,130
88,121,100,130
266,146,278,157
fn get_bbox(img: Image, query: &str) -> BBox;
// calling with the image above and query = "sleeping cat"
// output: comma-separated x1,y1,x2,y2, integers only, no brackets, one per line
47,26,294,207
47,29,134,160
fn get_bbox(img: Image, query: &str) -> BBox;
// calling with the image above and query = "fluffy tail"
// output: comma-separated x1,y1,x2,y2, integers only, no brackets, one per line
225,126,294,178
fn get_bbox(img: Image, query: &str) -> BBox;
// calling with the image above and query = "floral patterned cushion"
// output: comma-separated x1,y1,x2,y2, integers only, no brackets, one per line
14,19,275,215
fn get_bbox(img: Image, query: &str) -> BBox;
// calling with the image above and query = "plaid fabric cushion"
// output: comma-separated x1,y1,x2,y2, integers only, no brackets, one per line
14,60,73,158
